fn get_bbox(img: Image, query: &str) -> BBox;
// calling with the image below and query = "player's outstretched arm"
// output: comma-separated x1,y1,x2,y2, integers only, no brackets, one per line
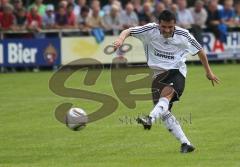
113,29,131,50
197,49,220,86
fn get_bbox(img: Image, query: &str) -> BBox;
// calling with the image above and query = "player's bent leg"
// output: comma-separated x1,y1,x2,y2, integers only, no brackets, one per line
136,86,175,130
137,86,195,153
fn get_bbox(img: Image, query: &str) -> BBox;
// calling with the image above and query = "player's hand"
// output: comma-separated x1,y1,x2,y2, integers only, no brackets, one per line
113,37,124,51
206,72,220,86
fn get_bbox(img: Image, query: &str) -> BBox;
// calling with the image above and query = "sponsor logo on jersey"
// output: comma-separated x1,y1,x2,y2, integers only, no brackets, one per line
154,49,174,60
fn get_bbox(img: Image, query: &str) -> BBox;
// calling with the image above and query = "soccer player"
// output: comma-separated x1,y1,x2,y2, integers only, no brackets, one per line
113,10,219,153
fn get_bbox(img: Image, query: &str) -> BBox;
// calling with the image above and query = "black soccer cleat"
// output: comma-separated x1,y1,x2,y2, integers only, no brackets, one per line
136,116,152,130
180,143,195,153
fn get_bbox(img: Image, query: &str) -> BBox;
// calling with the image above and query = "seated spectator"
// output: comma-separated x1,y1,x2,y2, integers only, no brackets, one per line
120,2,139,29
190,0,207,28
233,1,240,27
103,4,122,35
74,0,87,16
131,0,142,16
170,3,178,16
27,6,42,32
219,0,235,27
0,0,10,12
12,0,24,16
66,3,77,28
28,0,46,16
55,5,68,29
78,5,91,34
153,2,165,22
102,0,115,15
217,0,235,42
206,0,221,40
138,2,155,25
189,0,207,45
176,0,194,29
14,7,27,30
87,0,105,29
67,0,76,7
87,0,105,43
162,0,173,10
42,4,56,29
0,3,15,30
59,0,68,9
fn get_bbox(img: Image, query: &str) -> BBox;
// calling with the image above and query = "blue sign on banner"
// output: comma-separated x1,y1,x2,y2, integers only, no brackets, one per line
2,38,61,67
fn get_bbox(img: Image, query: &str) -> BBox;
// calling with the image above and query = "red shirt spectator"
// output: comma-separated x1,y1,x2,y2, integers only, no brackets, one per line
67,12,76,26
67,3,77,27
0,4,15,30
27,6,42,30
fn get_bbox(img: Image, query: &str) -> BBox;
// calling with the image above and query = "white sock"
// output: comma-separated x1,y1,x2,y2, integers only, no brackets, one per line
149,97,191,145
149,97,169,123
163,111,191,145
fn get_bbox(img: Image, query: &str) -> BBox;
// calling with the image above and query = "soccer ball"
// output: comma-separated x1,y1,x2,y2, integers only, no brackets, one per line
66,108,88,131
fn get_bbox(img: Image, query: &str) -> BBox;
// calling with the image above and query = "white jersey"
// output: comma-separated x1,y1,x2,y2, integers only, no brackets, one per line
129,23,202,77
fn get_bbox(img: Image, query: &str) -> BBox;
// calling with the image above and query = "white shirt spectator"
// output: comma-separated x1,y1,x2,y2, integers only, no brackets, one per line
189,7,207,28
42,4,55,28
120,11,139,28
177,9,194,29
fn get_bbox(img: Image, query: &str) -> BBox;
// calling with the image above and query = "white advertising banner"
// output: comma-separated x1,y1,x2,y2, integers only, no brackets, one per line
61,36,146,65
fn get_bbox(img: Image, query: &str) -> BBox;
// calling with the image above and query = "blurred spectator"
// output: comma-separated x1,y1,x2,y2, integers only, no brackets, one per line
67,0,76,6
153,2,165,22
27,6,42,32
189,0,207,45
103,4,122,35
204,0,223,10
42,4,55,29
217,0,235,42
131,0,142,15
189,0,207,28
59,0,68,9
14,7,27,30
87,0,105,29
120,2,139,29
66,3,77,28
12,0,23,15
233,1,240,26
0,3,15,30
28,0,46,16
112,0,123,13
55,4,68,28
170,3,178,16
138,2,155,25
78,5,90,34
74,0,87,16
206,0,221,39
162,0,173,10
219,0,235,27
176,0,194,29
0,0,9,12
87,0,105,43
102,0,115,15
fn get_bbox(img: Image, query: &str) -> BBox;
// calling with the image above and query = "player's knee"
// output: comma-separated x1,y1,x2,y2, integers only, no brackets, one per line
160,86,175,100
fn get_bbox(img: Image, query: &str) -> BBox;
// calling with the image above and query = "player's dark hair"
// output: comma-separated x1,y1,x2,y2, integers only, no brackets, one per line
158,10,176,23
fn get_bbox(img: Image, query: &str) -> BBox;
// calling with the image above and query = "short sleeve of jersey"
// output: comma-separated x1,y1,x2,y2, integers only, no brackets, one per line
184,32,202,56
129,23,157,42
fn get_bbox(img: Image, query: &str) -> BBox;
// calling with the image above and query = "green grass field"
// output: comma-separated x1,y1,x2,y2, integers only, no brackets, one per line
0,64,239,167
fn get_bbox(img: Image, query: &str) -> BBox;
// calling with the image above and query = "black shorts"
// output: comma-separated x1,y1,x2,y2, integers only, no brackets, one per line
151,69,185,109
